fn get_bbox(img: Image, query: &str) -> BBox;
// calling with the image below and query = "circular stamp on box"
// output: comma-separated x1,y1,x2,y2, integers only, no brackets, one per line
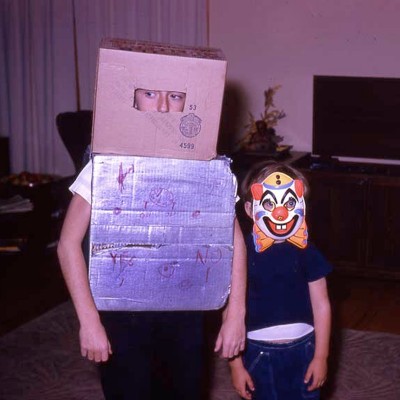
180,113,202,138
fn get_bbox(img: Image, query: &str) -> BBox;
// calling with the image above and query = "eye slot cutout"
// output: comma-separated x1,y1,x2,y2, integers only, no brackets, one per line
262,197,275,212
133,89,186,112
284,196,297,211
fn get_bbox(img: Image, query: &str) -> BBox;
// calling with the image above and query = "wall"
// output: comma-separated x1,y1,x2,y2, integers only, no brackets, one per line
209,0,400,156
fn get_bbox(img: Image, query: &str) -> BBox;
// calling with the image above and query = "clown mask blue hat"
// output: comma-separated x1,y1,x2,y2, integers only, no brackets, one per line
249,171,308,252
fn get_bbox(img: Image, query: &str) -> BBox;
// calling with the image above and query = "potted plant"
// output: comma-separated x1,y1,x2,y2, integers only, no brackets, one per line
236,85,286,155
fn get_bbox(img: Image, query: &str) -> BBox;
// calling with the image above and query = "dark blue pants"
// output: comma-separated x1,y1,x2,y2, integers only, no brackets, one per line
99,310,204,400
243,332,320,400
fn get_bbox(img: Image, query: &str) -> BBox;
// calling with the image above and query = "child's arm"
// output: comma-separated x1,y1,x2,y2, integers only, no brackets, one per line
305,277,331,391
214,218,247,358
229,355,255,399
57,194,112,362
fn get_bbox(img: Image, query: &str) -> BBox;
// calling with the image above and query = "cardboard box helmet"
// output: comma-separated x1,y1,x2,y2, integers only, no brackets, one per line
92,38,227,160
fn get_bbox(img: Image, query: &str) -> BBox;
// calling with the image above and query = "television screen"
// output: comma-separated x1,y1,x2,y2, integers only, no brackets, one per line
312,75,400,161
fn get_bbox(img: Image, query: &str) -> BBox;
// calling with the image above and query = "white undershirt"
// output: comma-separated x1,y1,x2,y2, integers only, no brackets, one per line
69,160,93,204
247,323,314,342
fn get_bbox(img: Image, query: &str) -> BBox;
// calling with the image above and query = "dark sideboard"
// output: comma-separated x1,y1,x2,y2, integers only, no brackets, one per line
294,155,400,280
232,151,400,280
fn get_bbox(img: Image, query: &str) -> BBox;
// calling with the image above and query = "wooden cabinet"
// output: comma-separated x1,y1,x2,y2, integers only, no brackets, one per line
0,177,73,254
231,151,400,279
365,177,400,272
303,171,366,269
297,161,400,279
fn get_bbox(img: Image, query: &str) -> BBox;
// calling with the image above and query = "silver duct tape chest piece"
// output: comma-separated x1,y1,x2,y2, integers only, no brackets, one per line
89,154,237,311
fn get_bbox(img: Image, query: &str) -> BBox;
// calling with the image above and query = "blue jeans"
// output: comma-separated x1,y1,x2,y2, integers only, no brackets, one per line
243,332,320,400
99,310,204,400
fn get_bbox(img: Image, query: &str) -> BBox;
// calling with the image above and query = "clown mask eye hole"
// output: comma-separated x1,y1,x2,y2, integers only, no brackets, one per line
284,197,297,211
262,199,275,211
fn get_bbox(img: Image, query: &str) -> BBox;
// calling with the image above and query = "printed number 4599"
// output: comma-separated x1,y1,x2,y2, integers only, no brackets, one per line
180,142,194,150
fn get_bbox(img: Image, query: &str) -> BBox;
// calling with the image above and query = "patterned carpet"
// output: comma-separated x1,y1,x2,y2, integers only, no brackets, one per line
0,302,399,400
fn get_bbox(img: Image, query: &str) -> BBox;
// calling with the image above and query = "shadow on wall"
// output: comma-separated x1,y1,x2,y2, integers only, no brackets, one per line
217,81,248,156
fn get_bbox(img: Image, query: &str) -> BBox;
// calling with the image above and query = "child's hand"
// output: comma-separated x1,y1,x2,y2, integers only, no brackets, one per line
79,320,112,363
230,359,255,399
304,356,327,391
214,315,246,358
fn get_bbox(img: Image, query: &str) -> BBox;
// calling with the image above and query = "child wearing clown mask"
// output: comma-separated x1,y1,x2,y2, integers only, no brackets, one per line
229,162,332,400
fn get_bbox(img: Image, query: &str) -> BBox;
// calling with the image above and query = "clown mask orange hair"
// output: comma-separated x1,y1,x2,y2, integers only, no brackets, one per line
249,171,308,252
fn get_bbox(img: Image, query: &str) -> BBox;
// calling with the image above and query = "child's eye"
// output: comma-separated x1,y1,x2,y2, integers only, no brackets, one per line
262,199,275,211
145,91,156,98
285,197,297,211
169,92,185,101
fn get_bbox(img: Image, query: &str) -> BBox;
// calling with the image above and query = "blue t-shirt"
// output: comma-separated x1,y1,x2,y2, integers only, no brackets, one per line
245,235,332,331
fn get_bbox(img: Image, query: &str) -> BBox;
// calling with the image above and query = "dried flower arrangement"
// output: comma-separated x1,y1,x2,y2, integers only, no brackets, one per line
237,85,286,154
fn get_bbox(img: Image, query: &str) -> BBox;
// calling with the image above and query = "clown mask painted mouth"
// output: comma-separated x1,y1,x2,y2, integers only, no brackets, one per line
264,214,299,237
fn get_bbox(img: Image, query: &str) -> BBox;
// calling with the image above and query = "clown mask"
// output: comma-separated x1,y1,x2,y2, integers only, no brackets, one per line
248,172,308,252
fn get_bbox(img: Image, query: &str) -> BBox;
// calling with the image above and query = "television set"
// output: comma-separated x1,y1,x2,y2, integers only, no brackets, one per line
312,75,400,163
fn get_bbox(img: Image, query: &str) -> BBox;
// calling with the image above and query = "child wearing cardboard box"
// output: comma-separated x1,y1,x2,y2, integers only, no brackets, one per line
58,39,246,400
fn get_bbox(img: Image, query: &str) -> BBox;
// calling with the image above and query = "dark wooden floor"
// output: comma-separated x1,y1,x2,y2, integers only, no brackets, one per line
1,249,400,337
